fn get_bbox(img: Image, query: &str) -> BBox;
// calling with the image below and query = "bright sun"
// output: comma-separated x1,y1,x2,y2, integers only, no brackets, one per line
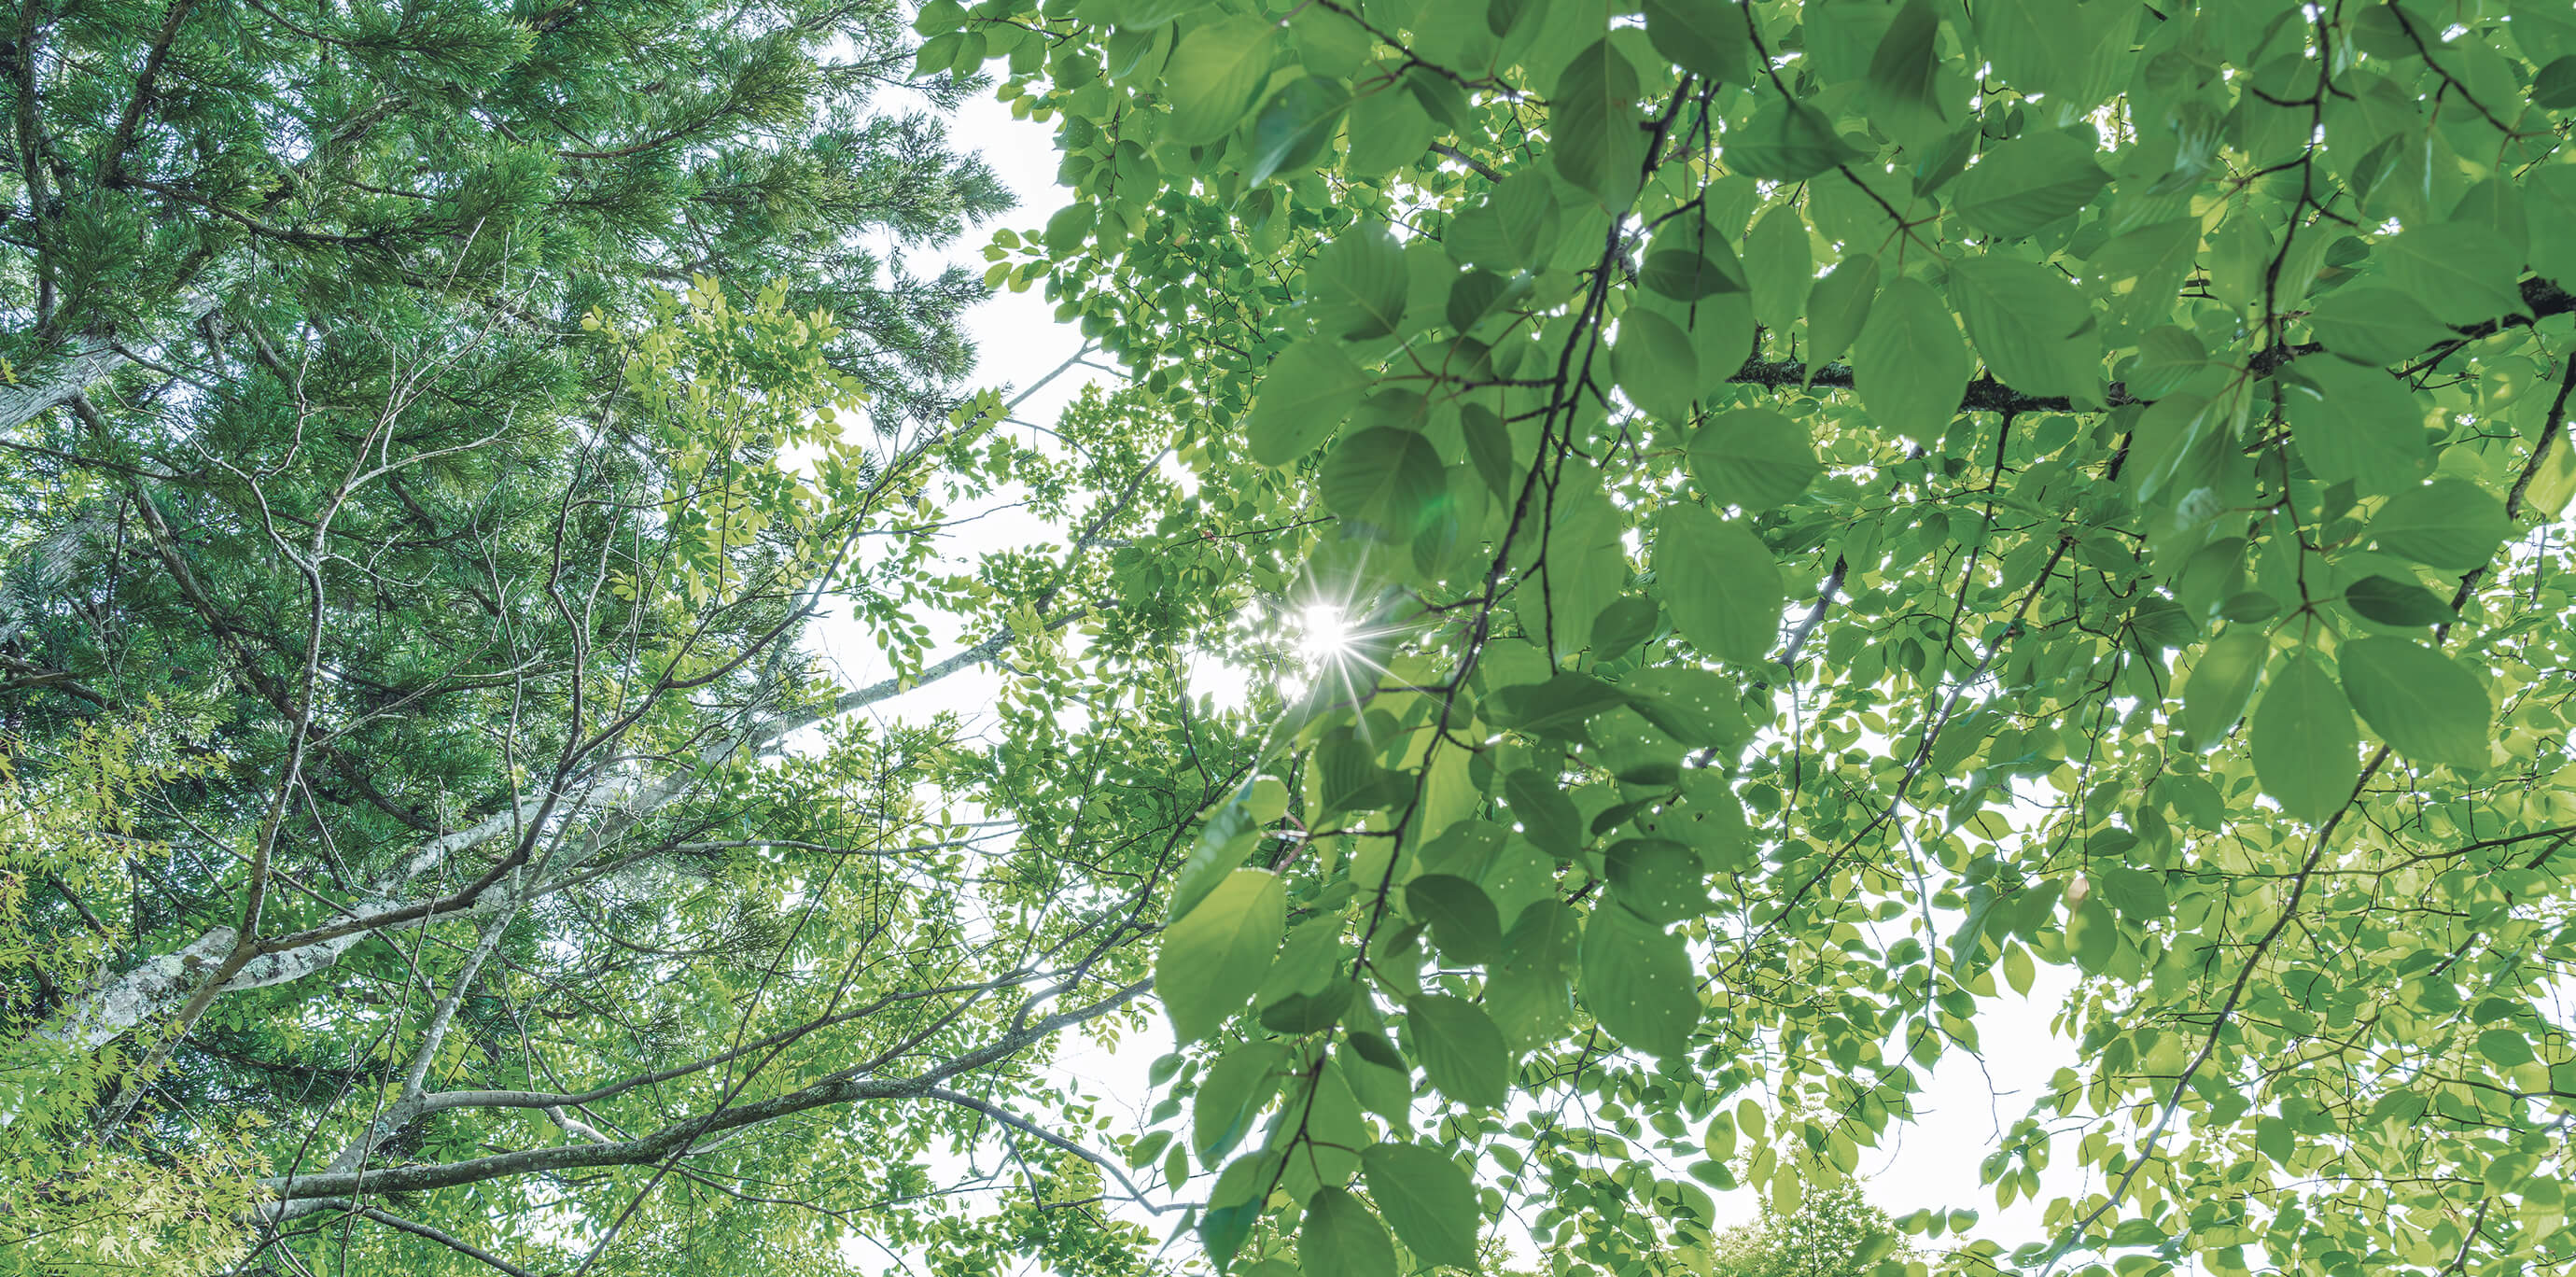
1295,603,1352,666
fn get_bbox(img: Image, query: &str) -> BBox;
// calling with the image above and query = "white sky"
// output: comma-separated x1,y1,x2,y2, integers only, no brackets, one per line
818,87,2093,1273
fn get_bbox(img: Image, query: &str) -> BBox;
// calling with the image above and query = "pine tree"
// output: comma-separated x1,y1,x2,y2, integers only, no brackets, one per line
0,0,1006,433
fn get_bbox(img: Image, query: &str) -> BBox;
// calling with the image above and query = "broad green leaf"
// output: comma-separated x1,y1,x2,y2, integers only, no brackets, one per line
2339,638,2489,770
1128,1128,1174,1172
1488,900,1579,1049
2344,574,2457,626
1851,275,1972,442
1159,869,1287,1043
2179,625,2267,750
1687,408,1820,511
2477,1028,2535,1068
1722,99,1859,180
2529,166,2576,289
1195,1041,1289,1166
1490,672,1631,737
1744,207,1813,334
1246,77,1349,186
1604,838,1706,925
1359,1144,1482,1270
1551,40,1644,209
2304,288,2450,366
2368,478,2512,570
2250,653,2359,823
1408,994,1510,1108
1621,667,1752,753
1804,252,1878,369
1862,0,1946,144
1345,84,1435,179
1651,505,1784,665
1643,0,1752,78
1589,596,1659,659
1162,17,1279,147
1407,874,1504,966
1505,766,1583,858
2279,356,2431,495
1946,256,2097,400
2067,892,2117,974
2125,325,2207,398
2373,222,2526,326
1321,428,1446,540
1310,224,1409,339
1578,903,1699,1059
1299,1187,1396,1277
1249,339,1371,465
1948,131,2109,237
1615,310,1700,423
1448,168,1561,271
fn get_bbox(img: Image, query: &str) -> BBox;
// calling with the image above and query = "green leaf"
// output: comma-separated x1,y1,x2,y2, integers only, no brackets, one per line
1194,1041,1289,1166
1948,131,2109,237
1643,0,1751,79
1945,256,2097,400
2251,653,2359,824
2476,1027,2535,1068
1579,904,1699,1059
1604,838,1707,925
1550,40,1644,209
1359,1144,1482,1270
1687,408,1820,511
2003,943,2035,995
1589,596,1659,659
1128,1128,1174,1171
1161,17,1279,147
1851,275,1972,442
1246,77,1350,186
1490,672,1631,737
1447,168,1561,271
1299,1187,1396,1277
2066,892,2117,975
1615,310,1700,423
2339,638,2489,770
2368,478,2512,570
1722,99,1859,180
2304,288,2450,366
2537,55,2576,107
1804,252,1878,369
1651,505,1784,665
1504,766,1583,858
1159,870,1286,1043
2094,865,2169,921
1621,667,1751,752
2530,166,2576,290
1310,224,1409,339
1344,84,1435,179
1640,249,1744,302
1407,874,1504,966
2179,625,2268,750
1321,428,1446,540
1248,339,1371,466
2344,574,2457,627
1488,900,1579,1049
2279,357,2430,495
1744,207,1813,334
1408,994,1510,1108
2373,222,2526,326
1863,0,1947,141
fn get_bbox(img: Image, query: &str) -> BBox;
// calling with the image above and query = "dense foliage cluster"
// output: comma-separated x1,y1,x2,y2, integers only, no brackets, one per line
6,0,2576,1275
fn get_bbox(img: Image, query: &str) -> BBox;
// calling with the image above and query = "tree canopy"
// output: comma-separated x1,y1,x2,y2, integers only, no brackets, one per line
9,0,2576,1276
